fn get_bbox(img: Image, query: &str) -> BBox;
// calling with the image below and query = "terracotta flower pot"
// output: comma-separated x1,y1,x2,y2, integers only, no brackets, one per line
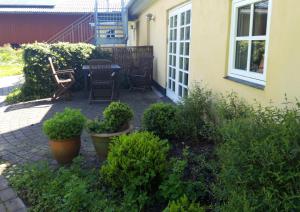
49,137,81,164
90,124,133,161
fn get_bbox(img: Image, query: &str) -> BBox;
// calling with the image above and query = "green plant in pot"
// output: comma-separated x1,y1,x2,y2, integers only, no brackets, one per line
43,108,86,164
86,102,134,160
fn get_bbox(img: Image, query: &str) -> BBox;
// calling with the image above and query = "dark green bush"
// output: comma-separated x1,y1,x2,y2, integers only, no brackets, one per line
216,104,300,211
86,102,134,134
163,195,205,212
142,103,178,139
101,132,170,210
176,85,216,141
43,108,86,140
159,148,215,205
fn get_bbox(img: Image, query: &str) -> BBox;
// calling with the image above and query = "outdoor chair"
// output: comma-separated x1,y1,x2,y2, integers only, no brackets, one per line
88,59,117,103
128,56,154,91
48,57,75,101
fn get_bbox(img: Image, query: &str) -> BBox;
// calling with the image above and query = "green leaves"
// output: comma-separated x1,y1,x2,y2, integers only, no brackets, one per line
43,108,86,140
86,102,134,134
100,132,170,209
142,103,178,139
217,104,300,211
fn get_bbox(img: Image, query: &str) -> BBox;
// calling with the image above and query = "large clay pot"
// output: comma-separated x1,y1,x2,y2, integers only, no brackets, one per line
90,124,133,160
49,137,81,164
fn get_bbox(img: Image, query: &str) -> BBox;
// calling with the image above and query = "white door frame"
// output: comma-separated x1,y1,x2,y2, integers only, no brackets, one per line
167,2,192,102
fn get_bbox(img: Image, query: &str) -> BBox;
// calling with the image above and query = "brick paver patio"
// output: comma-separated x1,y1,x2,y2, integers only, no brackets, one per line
0,77,164,166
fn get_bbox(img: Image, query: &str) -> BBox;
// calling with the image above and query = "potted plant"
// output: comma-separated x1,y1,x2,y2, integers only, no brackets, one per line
43,108,86,164
86,102,134,160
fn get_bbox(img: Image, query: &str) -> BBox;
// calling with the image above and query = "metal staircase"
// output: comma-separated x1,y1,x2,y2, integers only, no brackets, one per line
47,0,128,46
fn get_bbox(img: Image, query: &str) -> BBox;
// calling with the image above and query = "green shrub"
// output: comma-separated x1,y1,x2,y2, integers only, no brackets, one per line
101,132,170,210
9,157,121,212
163,195,205,212
43,108,86,140
5,88,23,104
86,102,134,134
216,104,300,211
103,102,134,132
142,103,178,139
159,148,215,204
176,85,216,141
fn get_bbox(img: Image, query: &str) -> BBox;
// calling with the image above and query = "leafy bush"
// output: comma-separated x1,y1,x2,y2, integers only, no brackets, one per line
43,108,86,140
101,132,170,210
6,42,111,104
142,103,178,139
86,102,134,134
176,85,216,141
103,102,134,132
216,104,300,211
9,157,121,212
163,195,205,212
159,148,215,204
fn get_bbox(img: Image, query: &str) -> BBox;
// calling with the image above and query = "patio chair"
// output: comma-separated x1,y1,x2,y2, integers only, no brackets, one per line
128,56,154,91
48,57,75,101
88,59,117,103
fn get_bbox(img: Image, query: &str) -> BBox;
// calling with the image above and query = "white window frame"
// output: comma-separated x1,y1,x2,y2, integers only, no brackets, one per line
228,0,272,86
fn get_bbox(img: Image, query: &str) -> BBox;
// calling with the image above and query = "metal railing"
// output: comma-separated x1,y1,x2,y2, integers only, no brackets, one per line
47,14,95,43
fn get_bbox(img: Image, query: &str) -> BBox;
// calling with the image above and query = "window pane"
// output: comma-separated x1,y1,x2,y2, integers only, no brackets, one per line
180,27,185,40
181,12,185,25
184,73,188,86
237,5,251,37
253,1,269,36
169,67,172,77
173,43,177,54
170,17,173,28
173,56,176,66
168,80,171,89
185,26,190,40
172,68,176,79
179,71,183,83
180,43,184,55
186,10,191,25
235,40,248,70
172,81,175,92
169,55,172,66
184,58,189,71
183,88,188,97
179,57,184,69
250,40,265,73
179,85,183,97
185,42,190,56
169,43,172,53
174,15,178,27
174,29,177,40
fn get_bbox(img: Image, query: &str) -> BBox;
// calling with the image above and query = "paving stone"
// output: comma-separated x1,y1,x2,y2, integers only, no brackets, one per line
4,197,26,211
0,188,17,202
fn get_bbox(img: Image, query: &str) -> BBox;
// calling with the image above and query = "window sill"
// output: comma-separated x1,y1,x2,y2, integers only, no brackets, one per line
224,76,265,90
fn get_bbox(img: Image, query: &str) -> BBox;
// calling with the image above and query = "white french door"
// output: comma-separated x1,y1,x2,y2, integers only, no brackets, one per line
167,3,192,102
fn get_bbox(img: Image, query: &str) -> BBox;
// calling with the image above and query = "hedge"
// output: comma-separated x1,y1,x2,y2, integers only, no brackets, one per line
6,42,111,103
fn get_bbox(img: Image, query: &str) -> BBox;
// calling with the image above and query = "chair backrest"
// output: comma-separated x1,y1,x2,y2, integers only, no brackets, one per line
48,57,60,83
88,60,115,83
89,59,112,65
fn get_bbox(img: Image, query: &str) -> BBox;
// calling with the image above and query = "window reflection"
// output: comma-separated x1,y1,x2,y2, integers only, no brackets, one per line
237,5,251,37
253,1,269,36
250,40,265,73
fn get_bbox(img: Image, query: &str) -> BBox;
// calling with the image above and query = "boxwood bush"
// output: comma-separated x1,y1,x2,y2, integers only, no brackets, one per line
6,42,112,103
142,103,179,139
216,104,300,211
43,108,86,140
100,132,170,210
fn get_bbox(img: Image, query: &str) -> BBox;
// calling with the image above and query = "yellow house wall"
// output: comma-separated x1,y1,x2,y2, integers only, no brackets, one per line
136,0,300,105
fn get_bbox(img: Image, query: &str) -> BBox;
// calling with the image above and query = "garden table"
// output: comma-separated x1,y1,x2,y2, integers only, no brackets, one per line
82,64,121,92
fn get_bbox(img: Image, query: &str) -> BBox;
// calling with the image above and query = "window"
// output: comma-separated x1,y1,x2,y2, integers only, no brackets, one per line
228,0,272,86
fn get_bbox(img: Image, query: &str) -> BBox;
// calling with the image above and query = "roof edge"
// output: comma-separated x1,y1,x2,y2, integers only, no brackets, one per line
127,0,156,19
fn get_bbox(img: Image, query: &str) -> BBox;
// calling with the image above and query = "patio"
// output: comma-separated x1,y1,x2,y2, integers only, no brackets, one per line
0,76,165,166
